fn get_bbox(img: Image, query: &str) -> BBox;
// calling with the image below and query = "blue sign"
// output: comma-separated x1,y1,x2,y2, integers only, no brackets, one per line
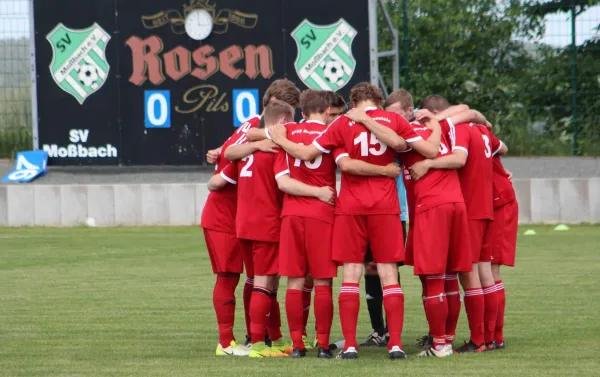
233,89,259,127
2,151,48,183
144,90,171,128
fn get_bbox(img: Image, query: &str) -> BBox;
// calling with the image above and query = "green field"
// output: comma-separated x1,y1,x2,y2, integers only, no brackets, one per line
1,225,599,377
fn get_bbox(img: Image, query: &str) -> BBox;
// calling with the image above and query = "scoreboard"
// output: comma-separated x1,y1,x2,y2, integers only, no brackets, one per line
33,0,370,165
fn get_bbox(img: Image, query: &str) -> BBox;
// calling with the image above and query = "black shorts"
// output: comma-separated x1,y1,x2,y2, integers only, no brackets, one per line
364,220,407,264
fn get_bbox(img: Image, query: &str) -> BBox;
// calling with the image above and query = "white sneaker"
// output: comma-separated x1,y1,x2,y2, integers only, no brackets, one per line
336,346,358,359
216,340,250,356
418,345,453,358
444,344,453,355
389,345,407,359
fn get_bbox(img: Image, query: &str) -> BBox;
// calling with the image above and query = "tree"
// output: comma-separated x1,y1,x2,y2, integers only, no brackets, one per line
375,0,600,155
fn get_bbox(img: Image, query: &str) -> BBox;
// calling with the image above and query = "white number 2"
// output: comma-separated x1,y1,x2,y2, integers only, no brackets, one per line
354,132,387,157
240,155,254,177
293,143,322,169
482,135,491,158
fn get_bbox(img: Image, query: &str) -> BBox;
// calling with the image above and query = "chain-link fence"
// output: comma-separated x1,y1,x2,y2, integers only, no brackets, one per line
378,0,600,156
0,0,32,158
1,1,599,157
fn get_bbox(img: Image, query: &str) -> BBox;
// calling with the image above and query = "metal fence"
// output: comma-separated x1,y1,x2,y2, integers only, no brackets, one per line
1,0,599,158
0,0,32,158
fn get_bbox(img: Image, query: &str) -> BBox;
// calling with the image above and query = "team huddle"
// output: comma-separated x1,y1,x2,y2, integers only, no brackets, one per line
200,78,518,359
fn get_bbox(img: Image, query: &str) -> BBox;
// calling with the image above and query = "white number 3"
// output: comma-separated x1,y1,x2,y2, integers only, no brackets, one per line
482,135,491,158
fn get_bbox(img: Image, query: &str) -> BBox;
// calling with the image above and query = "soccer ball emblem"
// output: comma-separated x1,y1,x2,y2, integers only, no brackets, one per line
322,60,345,83
78,64,99,87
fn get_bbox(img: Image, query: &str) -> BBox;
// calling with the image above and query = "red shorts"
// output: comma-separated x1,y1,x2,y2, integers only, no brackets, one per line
491,200,518,266
279,216,337,279
404,225,415,266
242,243,254,279
204,229,243,274
413,203,472,275
468,218,493,263
332,214,404,264
239,239,279,276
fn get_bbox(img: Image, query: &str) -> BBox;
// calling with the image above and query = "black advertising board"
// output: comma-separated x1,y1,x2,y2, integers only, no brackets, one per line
33,0,370,165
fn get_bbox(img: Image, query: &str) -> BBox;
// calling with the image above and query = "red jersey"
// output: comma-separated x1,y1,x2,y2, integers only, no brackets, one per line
200,116,261,233
221,147,287,242
313,107,422,215
399,122,464,214
450,120,496,220
279,121,340,224
490,133,516,208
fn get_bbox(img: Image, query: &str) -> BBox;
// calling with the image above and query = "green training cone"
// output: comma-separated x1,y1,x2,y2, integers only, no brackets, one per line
554,224,570,231
523,229,537,236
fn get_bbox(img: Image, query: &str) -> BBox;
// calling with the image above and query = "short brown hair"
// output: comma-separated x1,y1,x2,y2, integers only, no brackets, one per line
350,82,383,107
262,79,301,108
299,90,330,116
263,99,294,126
384,89,413,109
420,95,450,112
328,92,347,110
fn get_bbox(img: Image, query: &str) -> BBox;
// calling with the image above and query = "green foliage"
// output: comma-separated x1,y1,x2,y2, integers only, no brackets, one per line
378,0,600,156
0,38,32,158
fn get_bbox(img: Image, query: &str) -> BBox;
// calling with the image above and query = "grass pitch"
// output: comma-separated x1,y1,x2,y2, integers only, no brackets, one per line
1,225,599,377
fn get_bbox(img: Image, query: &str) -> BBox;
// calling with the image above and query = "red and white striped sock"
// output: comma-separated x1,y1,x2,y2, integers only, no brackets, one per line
383,284,405,350
338,283,360,351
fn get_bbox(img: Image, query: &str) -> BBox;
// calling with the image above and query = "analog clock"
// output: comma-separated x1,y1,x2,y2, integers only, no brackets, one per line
184,9,213,41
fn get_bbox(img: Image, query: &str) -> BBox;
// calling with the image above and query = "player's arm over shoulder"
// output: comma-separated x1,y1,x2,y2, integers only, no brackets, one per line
336,150,400,178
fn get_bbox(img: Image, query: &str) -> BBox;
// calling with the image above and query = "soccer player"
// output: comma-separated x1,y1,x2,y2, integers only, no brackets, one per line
208,100,328,357
276,90,401,358
398,111,474,358
270,82,440,359
410,95,499,353
359,90,412,348
487,129,517,350
205,78,301,347
201,86,296,356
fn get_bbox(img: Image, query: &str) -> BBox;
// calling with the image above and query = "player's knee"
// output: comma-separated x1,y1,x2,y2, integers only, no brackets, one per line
342,263,363,282
313,278,332,287
376,263,399,286
287,276,305,290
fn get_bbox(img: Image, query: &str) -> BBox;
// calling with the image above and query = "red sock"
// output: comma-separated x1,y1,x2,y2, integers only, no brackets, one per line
444,274,461,345
463,288,485,346
213,274,240,348
419,275,427,312
338,283,360,351
243,277,253,340
483,284,499,344
314,285,333,349
382,284,404,350
495,280,505,344
302,282,313,336
268,290,282,341
285,289,304,350
423,276,447,349
250,286,271,344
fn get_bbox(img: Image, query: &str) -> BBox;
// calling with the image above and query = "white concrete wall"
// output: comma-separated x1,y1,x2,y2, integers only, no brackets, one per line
0,179,599,226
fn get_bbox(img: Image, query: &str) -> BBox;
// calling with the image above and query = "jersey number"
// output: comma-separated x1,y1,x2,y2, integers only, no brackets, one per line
482,135,491,158
354,132,387,157
439,142,449,155
293,142,322,169
240,155,254,177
